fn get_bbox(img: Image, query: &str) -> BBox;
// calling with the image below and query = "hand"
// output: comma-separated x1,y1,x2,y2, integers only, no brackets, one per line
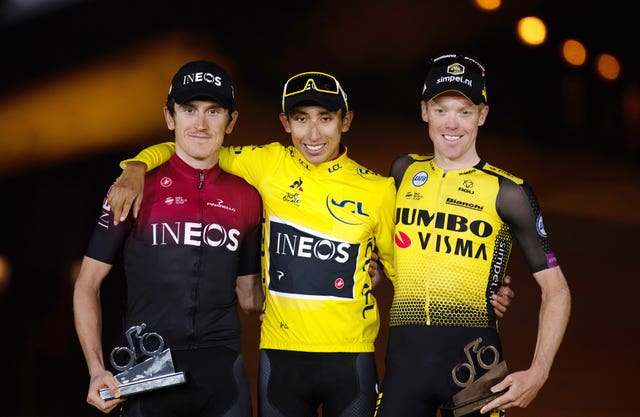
491,275,515,318
367,249,387,288
479,367,546,414
107,161,147,225
86,368,126,413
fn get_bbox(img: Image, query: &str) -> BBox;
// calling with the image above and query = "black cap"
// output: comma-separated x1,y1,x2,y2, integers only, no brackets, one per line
167,60,234,108
421,53,488,104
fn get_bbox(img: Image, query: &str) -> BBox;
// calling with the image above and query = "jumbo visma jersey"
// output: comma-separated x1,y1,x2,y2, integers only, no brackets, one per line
390,154,557,329
128,141,397,353
220,143,397,352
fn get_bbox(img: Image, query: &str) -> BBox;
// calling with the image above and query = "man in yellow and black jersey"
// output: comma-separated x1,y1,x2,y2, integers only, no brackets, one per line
374,53,571,417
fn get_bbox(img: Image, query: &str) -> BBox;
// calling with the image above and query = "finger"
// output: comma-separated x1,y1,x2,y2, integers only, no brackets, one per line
494,293,512,308
119,198,134,223
111,197,123,226
132,195,142,219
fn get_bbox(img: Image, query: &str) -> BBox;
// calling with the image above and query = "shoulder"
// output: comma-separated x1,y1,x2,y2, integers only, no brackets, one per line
342,157,394,186
476,161,525,184
390,153,433,189
220,170,260,195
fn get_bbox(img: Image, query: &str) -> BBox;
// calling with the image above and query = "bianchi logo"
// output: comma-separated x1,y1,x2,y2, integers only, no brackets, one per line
207,198,237,212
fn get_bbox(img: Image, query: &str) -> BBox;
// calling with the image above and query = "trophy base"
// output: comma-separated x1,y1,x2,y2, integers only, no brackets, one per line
441,390,504,417
99,371,187,400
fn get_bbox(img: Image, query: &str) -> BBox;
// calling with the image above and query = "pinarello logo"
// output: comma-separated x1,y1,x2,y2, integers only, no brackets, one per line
334,278,345,289
160,177,172,187
394,231,411,248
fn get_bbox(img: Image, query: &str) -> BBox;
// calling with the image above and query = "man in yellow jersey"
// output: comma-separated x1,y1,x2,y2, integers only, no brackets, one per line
107,68,515,417
374,52,571,417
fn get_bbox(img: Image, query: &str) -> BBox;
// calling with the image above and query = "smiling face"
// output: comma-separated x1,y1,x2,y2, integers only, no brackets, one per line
421,92,489,170
165,100,238,169
279,105,353,165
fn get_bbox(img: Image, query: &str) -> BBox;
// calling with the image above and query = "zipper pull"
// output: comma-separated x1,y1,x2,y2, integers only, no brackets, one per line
198,170,204,189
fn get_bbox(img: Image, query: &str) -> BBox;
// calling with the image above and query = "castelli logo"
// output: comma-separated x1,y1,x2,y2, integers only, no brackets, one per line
334,278,345,289
160,177,172,187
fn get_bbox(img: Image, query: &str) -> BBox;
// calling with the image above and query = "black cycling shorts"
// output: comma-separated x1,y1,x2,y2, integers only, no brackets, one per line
375,326,505,417
258,349,378,417
120,346,253,417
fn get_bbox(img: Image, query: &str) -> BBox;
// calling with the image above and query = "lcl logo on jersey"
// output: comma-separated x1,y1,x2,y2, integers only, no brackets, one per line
326,195,370,225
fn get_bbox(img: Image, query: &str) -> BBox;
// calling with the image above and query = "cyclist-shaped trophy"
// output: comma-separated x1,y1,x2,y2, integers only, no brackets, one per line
99,323,186,400
441,337,508,417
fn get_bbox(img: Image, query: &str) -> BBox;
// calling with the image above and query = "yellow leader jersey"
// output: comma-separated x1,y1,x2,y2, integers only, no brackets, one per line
390,154,557,329
127,142,397,353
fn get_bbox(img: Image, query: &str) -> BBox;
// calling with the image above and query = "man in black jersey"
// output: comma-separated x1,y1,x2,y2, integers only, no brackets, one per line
73,60,263,417
374,52,571,417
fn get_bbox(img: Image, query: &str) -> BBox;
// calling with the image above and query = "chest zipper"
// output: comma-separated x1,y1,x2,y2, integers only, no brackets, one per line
198,170,204,189
425,170,447,325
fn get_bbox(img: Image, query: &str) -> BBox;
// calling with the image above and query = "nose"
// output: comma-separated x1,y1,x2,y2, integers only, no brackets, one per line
309,121,321,141
195,112,207,130
444,113,460,129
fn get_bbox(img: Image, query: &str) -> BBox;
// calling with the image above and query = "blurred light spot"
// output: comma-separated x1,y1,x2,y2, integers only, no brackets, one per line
561,39,587,66
516,16,547,46
474,0,501,12
0,254,11,295
595,53,621,81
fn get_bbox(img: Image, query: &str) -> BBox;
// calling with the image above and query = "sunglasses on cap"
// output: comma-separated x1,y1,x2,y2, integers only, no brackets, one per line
430,53,486,78
282,71,349,112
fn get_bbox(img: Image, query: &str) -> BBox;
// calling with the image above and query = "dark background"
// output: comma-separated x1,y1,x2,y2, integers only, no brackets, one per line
0,1,638,416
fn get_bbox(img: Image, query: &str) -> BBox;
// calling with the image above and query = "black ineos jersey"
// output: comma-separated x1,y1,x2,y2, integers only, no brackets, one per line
86,154,262,350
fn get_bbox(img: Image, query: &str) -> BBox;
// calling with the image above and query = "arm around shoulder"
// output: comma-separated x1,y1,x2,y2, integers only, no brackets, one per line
119,141,176,171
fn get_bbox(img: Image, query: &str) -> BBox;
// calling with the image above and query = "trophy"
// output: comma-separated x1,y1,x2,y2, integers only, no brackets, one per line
441,337,508,417
99,323,187,400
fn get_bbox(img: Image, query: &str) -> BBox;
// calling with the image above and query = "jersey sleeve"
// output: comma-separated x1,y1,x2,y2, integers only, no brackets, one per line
85,190,132,263
218,143,280,187
497,179,558,272
374,177,397,281
119,141,176,170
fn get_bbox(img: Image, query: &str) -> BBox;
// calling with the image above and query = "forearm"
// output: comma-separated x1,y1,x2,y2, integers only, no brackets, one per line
236,274,264,314
530,267,571,378
73,257,111,375
120,141,175,171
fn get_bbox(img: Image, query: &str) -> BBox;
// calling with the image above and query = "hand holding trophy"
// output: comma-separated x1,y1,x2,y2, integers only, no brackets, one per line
441,337,508,417
99,323,186,400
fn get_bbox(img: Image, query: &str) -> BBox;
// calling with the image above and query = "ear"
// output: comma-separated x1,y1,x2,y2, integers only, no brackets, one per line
341,110,354,133
477,104,489,127
420,101,429,123
279,112,292,133
163,106,175,130
225,110,239,134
